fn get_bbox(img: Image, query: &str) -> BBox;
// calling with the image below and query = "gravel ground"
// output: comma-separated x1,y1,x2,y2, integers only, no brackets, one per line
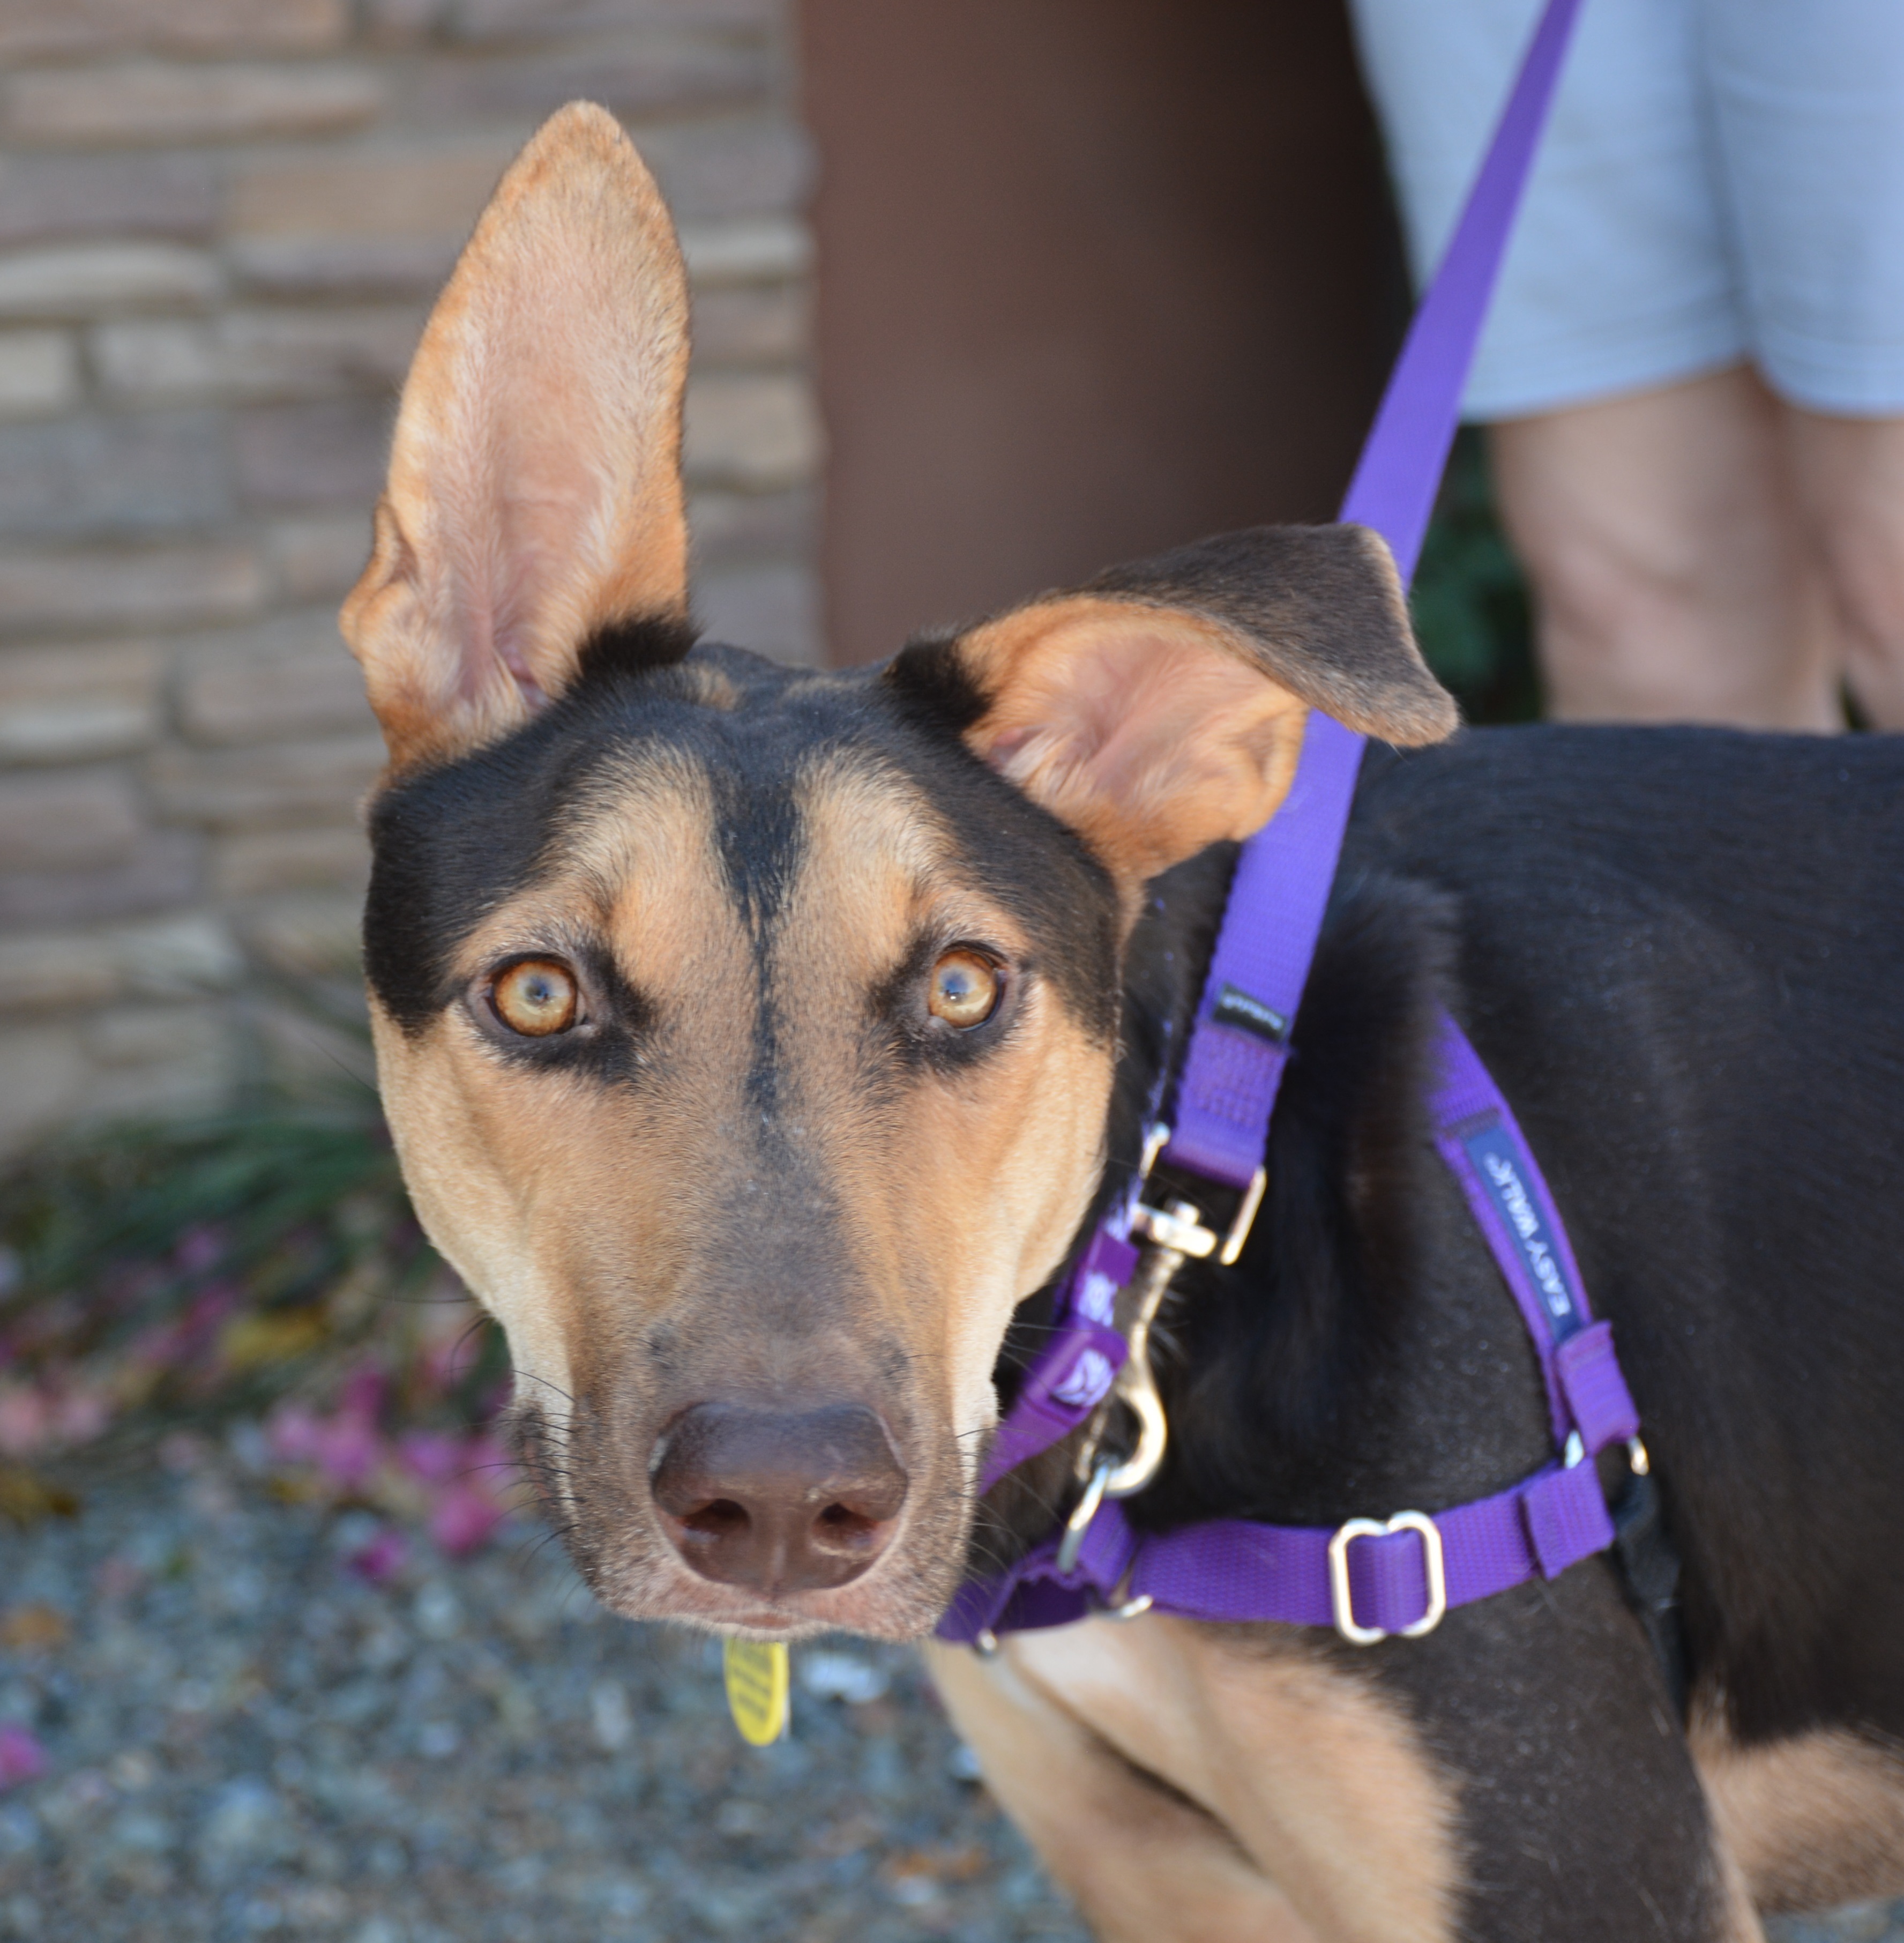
0,1440,1085,1943
0,1442,1897,1943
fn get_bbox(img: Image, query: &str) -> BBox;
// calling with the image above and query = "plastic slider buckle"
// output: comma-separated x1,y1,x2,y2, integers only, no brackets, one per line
1327,1511,1447,1646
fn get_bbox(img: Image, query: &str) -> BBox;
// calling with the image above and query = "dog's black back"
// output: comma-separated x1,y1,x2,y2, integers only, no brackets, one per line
1357,728,1904,1739
995,725,1904,1927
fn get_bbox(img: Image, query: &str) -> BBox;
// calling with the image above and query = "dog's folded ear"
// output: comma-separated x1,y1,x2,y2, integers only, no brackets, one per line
341,102,692,774
887,524,1457,885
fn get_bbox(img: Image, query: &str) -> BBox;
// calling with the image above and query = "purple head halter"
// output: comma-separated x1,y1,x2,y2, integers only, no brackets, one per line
938,0,1646,1650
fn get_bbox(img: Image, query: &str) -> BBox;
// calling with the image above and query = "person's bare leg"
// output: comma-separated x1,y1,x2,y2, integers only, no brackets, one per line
1488,366,1842,729
1782,408,1904,729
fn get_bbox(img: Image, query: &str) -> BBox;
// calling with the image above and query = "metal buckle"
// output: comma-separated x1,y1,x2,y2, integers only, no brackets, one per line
1216,1167,1268,1266
1327,1511,1447,1647
1055,1457,1114,1574
1130,1196,1220,1260
1092,1565,1154,1623
1129,1126,1266,1268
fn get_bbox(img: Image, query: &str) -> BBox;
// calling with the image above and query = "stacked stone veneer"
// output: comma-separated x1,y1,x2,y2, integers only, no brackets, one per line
0,0,818,1150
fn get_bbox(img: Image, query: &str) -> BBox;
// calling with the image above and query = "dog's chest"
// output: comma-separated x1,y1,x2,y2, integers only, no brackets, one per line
995,1614,1461,1929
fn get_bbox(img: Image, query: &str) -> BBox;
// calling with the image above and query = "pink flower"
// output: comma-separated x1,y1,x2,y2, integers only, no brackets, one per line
130,1321,185,1370
0,1384,51,1458
311,1414,382,1492
395,1431,462,1485
429,1484,505,1558
345,1527,407,1584
268,1400,385,1491
267,1405,322,1464
174,1226,225,1276
338,1365,388,1421
54,1389,110,1448
181,1284,241,1337
0,1724,46,1790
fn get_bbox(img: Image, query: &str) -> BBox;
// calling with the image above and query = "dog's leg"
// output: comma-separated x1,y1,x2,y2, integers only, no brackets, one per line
1693,1710,1904,1915
943,1591,1774,1943
966,1616,1465,1942
925,1640,1318,1943
1362,1573,1769,1943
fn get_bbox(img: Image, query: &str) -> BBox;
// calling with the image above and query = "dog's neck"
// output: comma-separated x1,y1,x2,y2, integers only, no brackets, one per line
976,830,1556,1565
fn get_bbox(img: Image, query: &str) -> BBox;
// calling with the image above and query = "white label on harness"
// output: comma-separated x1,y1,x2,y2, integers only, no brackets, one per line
1078,1269,1119,1326
1462,1120,1582,1342
1052,1348,1116,1409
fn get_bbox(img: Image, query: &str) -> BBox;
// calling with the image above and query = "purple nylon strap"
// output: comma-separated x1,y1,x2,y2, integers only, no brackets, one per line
1161,713,1363,1189
979,1228,1135,1491
944,1458,1621,1643
1431,1015,1638,1449
1338,0,1586,580
939,1022,1641,1646
943,0,1629,1644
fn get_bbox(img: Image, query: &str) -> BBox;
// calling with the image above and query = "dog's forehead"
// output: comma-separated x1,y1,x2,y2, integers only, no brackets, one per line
363,645,1120,1032
543,723,976,985
560,665,975,925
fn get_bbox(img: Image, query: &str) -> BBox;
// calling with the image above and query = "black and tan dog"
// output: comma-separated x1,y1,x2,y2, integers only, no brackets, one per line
341,105,1904,1940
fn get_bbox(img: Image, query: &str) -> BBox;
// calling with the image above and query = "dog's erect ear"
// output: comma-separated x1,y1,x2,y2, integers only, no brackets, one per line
888,524,1456,884
341,102,691,773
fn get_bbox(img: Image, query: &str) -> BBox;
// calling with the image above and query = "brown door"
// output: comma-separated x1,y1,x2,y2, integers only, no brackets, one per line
802,0,1400,666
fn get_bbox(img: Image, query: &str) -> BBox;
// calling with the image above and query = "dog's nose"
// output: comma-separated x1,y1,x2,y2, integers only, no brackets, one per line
649,1402,907,1594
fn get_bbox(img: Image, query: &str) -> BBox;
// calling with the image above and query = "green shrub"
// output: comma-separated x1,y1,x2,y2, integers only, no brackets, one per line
1411,427,1542,725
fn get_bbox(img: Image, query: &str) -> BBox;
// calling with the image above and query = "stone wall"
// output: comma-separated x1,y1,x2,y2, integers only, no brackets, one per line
0,0,818,1150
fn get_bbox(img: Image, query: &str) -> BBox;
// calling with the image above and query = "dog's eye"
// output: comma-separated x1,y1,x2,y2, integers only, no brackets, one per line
491,959,578,1036
928,950,1000,1029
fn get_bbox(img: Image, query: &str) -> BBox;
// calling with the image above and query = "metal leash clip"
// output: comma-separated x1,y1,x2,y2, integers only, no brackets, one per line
1057,1124,1251,1571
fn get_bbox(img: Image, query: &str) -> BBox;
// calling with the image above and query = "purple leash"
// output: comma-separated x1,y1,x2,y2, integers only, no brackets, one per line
941,0,1636,1649
1164,0,1585,1199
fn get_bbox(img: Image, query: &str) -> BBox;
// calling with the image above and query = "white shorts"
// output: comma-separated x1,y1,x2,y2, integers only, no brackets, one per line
1348,0,1904,419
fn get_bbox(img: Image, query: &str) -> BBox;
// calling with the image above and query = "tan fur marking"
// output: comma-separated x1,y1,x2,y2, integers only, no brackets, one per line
677,662,741,710
958,598,1311,886
780,756,1118,1473
341,102,690,772
927,1640,1319,1942
988,1615,1464,1941
369,756,745,1425
1693,1709,1904,1913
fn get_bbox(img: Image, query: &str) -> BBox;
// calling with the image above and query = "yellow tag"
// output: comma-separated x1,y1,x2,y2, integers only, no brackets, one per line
723,1639,789,1746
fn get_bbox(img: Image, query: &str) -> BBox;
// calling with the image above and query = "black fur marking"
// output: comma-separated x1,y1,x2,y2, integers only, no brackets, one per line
1080,524,1447,742
883,625,989,734
571,612,698,688
705,761,804,1113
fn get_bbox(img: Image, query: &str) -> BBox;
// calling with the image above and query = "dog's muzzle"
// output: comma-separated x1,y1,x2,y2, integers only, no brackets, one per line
648,1401,908,1596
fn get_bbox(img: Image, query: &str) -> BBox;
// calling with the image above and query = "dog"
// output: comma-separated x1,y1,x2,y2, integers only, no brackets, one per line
340,103,1904,1940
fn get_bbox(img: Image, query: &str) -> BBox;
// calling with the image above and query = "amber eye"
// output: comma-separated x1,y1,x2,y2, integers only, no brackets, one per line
927,949,1001,1029
491,959,578,1037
